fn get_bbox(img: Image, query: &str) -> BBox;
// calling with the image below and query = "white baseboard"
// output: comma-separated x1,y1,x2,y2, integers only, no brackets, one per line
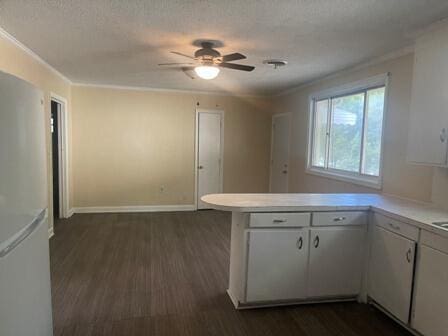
72,204,196,214
67,208,75,217
48,226,54,239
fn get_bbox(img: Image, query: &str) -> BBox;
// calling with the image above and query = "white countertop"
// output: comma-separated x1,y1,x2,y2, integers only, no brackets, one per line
201,193,448,238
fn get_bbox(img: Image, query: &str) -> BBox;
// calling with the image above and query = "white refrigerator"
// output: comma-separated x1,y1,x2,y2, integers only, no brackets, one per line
0,71,53,335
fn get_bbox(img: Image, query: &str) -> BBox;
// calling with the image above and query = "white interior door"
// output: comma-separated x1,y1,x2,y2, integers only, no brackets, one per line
197,111,223,209
270,113,290,193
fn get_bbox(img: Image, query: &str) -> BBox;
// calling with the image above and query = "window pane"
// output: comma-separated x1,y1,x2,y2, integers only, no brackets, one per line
312,99,329,167
362,87,385,176
329,92,364,172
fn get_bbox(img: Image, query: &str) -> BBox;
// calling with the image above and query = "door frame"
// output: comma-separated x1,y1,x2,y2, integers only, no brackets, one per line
269,113,291,192
50,93,70,218
194,108,224,209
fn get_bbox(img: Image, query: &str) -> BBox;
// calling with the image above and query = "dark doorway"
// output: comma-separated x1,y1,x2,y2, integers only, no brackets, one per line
51,100,60,219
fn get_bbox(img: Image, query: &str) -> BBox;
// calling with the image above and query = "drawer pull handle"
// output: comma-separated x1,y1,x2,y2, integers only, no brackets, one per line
388,222,401,231
273,219,287,223
296,237,303,250
406,248,412,263
314,236,320,248
333,216,346,222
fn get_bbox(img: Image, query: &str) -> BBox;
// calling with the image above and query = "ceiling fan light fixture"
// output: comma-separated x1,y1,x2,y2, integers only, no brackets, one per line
194,65,220,80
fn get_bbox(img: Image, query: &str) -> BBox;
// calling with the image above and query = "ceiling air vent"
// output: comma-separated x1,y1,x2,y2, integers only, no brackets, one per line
263,59,288,69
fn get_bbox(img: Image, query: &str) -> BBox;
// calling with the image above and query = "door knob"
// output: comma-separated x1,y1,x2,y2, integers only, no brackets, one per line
282,170,288,174
198,165,204,169
440,128,447,143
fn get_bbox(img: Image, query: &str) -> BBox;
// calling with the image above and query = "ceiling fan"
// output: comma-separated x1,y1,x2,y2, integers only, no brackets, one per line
158,41,255,80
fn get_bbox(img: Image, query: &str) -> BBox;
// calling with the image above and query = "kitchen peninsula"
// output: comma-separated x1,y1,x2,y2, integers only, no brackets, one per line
202,193,448,336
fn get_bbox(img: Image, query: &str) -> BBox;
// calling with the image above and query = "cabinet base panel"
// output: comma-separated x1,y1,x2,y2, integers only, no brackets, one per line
227,290,358,310
226,289,240,309
368,300,420,336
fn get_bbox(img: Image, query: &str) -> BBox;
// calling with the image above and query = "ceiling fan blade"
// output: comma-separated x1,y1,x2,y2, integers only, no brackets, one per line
158,62,195,66
182,67,196,79
218,63,255,72
221,53,246,62
170,51,196,59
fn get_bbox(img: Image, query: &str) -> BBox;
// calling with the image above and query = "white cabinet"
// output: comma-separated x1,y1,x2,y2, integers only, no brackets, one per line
373,212,419,241
413,233,448,336
249,212,310,228
230,210,375,307
308,227,366,298
312,211,367,227
407,24,448,166
368,225,416,323
245,229,309,302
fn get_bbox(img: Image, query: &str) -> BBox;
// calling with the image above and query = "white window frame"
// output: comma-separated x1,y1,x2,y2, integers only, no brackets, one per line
306,73,389,189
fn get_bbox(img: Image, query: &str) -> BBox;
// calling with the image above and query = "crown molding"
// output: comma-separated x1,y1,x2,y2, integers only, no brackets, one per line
410,17,448,39
71,82,264,98
0,26,72,84
0,24,259,96
0,23,418,99
275,44,415,97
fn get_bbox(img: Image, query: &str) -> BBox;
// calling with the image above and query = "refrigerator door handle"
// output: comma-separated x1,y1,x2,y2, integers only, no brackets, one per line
0,208,46,258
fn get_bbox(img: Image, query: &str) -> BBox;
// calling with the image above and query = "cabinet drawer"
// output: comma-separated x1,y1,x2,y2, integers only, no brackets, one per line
312,211,367,226
249,213,311,228
421,230,448,254
373,213,419,241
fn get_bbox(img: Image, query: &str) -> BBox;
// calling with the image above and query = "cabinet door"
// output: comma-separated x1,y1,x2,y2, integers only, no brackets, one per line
246,229,308,302
407,26,448,166
308,227,365,298
368,226,415,323
413,245,448,336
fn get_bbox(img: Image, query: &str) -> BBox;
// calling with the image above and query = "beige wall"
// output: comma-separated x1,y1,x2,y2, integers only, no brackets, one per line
3,25,448,219
0,27,272,216
273,53,435,202
0,32,72,232
71,86,272,207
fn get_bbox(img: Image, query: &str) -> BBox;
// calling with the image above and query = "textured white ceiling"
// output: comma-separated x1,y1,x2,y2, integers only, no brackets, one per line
1,0,448,95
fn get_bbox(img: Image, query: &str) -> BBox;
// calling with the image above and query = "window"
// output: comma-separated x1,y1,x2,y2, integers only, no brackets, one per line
307,75,387,188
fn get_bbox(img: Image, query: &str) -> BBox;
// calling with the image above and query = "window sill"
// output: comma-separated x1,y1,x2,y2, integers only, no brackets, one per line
306,167,382,190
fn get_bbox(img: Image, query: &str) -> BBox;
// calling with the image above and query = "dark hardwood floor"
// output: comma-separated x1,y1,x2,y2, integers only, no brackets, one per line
50,211,411,336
